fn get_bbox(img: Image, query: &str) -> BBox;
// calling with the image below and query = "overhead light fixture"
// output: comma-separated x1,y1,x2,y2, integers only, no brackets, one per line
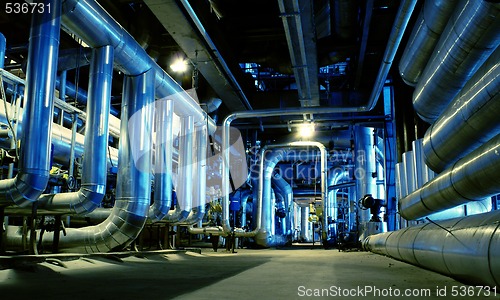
170,58,188,73
298,123,315,138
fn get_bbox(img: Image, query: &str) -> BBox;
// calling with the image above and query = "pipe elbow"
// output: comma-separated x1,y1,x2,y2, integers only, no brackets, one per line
73,184,106,215
11,171,49,207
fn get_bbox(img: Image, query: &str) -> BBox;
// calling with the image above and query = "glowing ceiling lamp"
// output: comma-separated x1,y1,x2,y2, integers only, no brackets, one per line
298,123,315,138
170,58,188,73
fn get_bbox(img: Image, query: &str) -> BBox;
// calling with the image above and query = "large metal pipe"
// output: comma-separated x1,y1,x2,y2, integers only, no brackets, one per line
61,0,215,130
0,0,60,207
399,0,459,86
354,126,377,240
148,99,174,222
272,173,293,237
164,116,194,223
422,46,500,173
399,133,500,220
60,69,155,251
37,45,113,214
326,166,349,244
0,32,6,69
363,209,500,287
412,0,500,123
181,124,208,225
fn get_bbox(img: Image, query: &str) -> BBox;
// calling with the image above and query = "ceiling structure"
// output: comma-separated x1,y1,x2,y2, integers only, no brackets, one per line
0,0,413,143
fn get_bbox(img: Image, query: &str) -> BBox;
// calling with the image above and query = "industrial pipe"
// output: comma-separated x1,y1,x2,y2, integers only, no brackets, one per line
422,46,500,173
148,99,174,222
181,124,208,225
0,0,60,207
412,0,500,123
399,0,459,86
399,132,500,220
0,32,5,69
37,45,113,214
363,209,500,287
164,116,194,224
61,0,216,130
272,173,293,237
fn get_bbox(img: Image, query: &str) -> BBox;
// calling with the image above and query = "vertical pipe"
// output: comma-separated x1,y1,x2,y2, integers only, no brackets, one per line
354,126,377,240
38,45,113,214
0,0,60,207
0,33,6,69
182,124,208,224
148,99,174,222
300,206,310,242
165,116,194,223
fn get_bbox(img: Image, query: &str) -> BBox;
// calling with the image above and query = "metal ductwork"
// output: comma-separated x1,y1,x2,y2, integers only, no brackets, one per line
399,0,459,86
363,209,500,287
37,45,113,215
143,0,253,112
148,99,174,222
422,46,500,173
412,0,500,123
0,1,60,207
399,133,500,220
61,0,216,130
278,0,320,107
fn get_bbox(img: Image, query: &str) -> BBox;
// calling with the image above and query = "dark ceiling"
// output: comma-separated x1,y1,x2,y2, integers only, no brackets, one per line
0,0,415,143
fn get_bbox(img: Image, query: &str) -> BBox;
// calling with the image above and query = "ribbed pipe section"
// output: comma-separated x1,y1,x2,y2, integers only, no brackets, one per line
413,0,500,123
399,0,459,86
0,1,60,207
423,46,500,173
364,210,500,287
148,99,174,222
37,45,113,215
399,133,500,220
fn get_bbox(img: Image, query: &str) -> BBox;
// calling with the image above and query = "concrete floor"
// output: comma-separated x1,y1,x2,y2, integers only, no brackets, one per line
0,245,496,299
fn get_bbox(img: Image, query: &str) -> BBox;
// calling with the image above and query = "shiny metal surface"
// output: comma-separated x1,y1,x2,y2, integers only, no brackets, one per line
272,173,293,236
413,0,500,123
0,33,5,69
400,133,500,220
37,45,113,214
364,210,500,287
181,124,208,225
399,0,458,86
61,0,215,129
0,0,60,207
58,69,155,252
354,126,377,240
148,100,174,222
402,151,416,195
164,116,194,224
423,46,500,172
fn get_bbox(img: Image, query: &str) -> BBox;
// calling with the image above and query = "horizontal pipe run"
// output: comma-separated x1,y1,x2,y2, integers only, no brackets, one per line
399,133,500,220
363,210,500,287
422,46,500,173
